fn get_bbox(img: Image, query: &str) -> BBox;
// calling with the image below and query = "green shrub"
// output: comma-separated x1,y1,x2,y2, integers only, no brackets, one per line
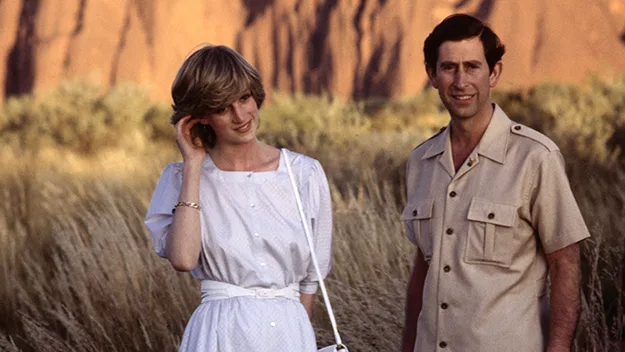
0,81,162,154
495,74,625,162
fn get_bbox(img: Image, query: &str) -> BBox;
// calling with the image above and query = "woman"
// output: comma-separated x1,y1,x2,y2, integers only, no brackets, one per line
144,45,333,351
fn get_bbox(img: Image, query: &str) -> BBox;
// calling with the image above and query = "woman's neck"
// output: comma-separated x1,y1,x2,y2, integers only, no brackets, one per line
209,140,279,172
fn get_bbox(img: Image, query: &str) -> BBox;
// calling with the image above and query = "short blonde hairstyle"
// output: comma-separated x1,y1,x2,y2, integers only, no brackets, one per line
170,45,266,148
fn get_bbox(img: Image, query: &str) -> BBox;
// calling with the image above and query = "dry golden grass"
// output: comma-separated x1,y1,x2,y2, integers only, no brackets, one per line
1,142,624,351
0,142,416,352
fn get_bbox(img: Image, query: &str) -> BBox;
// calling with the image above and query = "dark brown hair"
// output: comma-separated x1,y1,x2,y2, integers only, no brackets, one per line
170,45,266,149
424,14,505,74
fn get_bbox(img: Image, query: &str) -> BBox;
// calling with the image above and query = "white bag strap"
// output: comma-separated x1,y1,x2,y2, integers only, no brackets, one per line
282,149,346,350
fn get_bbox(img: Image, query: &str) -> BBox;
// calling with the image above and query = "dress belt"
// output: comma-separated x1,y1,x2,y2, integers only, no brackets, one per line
200,280,301,303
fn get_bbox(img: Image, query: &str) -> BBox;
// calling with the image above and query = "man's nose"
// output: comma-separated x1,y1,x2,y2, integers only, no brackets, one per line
454,69,469,88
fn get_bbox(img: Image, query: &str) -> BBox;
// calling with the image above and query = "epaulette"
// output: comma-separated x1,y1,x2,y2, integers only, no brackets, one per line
510,123,559,151
413,126,447,151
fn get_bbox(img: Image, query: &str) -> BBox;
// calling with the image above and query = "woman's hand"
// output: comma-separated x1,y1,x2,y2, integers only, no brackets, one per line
175,115,207,164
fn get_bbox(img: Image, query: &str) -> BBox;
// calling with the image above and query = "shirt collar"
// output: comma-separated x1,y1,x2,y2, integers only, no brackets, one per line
475,103,510,164
422,126,448,160
421,103,511,164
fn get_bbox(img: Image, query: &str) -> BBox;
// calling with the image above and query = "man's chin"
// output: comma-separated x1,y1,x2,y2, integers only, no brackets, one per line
447,106,477,120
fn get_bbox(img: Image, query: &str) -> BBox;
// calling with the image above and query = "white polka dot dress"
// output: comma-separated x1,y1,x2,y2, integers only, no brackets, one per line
145,149,333,352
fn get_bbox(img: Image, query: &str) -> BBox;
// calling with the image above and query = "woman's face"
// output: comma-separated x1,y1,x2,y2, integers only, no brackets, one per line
201,91,259,147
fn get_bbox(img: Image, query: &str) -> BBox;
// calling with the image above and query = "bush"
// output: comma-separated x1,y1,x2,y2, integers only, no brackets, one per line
1,81,159,154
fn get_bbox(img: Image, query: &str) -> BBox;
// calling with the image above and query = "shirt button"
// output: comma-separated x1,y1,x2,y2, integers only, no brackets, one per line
270,322,276,327
443,265,451,272
514,125,522,131
253,233,260,237
439,341,447,348
412,210,418,216
488,212,495,219
251,203,255,208
446,228,454,235
449,191,456,197
260,262,266,267
247,172,253,178
441,303,448,309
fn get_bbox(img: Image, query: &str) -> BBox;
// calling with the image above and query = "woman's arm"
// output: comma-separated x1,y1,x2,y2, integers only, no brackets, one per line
300,293,316,319
165,116,207,271
166,161,203,271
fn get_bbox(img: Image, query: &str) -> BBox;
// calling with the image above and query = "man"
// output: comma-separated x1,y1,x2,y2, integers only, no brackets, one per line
401,14,590,352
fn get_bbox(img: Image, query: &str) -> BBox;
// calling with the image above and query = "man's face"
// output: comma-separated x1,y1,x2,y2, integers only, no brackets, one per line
427,36,502,121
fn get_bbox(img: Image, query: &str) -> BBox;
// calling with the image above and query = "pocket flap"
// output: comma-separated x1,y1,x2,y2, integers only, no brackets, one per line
467,198,516,227
401,199,433,220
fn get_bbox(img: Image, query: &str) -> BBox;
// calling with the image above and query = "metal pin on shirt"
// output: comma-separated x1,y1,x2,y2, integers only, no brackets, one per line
467,156,477,167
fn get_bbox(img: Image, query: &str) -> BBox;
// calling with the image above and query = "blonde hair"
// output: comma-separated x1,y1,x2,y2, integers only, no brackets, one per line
170,45,266,148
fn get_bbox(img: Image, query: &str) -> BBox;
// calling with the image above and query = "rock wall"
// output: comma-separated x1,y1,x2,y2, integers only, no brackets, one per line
1,0,624,101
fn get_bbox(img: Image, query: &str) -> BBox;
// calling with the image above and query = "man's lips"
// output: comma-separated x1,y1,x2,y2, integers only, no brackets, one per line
451,93,475,101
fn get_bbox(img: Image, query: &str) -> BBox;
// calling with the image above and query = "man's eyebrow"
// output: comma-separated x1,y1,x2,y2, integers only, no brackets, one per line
439,60,483,66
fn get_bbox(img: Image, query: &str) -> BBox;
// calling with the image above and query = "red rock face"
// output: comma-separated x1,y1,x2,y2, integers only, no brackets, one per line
1,0,624,101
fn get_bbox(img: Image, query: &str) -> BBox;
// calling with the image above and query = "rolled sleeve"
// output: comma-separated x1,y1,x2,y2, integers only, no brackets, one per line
144,163,182,258
300,281,319,295
530,151,590,253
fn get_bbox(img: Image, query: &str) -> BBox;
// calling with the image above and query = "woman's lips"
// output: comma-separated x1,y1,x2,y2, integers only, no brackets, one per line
235,120,252,133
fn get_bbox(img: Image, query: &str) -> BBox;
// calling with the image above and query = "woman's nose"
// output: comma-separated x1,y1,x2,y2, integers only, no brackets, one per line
231,103,245,122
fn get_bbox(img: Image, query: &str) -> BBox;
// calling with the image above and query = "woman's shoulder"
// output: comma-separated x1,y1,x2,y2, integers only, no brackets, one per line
283,149,322,170
282,149,329,186
156,162,185,183
162,161,184,173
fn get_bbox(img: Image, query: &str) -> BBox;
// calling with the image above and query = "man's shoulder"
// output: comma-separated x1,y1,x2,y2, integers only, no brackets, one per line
412,126,447,152
509,123,559,152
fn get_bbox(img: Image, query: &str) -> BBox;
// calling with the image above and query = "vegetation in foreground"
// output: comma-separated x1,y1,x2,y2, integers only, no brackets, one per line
1,76,624,351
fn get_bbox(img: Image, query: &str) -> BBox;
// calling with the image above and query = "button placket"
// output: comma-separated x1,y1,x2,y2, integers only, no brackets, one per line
439,180,461,347
247,181,267,273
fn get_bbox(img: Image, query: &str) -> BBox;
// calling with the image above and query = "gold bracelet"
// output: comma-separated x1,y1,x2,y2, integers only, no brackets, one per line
174,201,201,210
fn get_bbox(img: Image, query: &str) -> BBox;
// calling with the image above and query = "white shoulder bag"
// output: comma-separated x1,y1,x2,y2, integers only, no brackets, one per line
282,149,349,352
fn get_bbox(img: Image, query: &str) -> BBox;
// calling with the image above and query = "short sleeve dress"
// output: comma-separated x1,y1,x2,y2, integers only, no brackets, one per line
144,148,332,352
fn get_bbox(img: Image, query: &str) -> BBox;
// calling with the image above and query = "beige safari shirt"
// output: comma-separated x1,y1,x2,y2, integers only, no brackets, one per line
401,104,590,352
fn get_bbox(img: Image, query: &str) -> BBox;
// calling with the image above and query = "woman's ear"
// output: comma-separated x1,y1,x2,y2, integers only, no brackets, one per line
198,116,212,126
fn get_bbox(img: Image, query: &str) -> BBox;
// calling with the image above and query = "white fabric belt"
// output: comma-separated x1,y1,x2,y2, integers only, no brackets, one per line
200,280,301,303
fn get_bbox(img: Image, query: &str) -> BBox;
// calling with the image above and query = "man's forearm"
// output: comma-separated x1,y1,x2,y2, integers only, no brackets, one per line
402,251,428,352
546,243,582,352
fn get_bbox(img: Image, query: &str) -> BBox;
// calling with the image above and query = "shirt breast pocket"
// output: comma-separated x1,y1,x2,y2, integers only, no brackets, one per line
464,197,518,268
401,199,434,261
